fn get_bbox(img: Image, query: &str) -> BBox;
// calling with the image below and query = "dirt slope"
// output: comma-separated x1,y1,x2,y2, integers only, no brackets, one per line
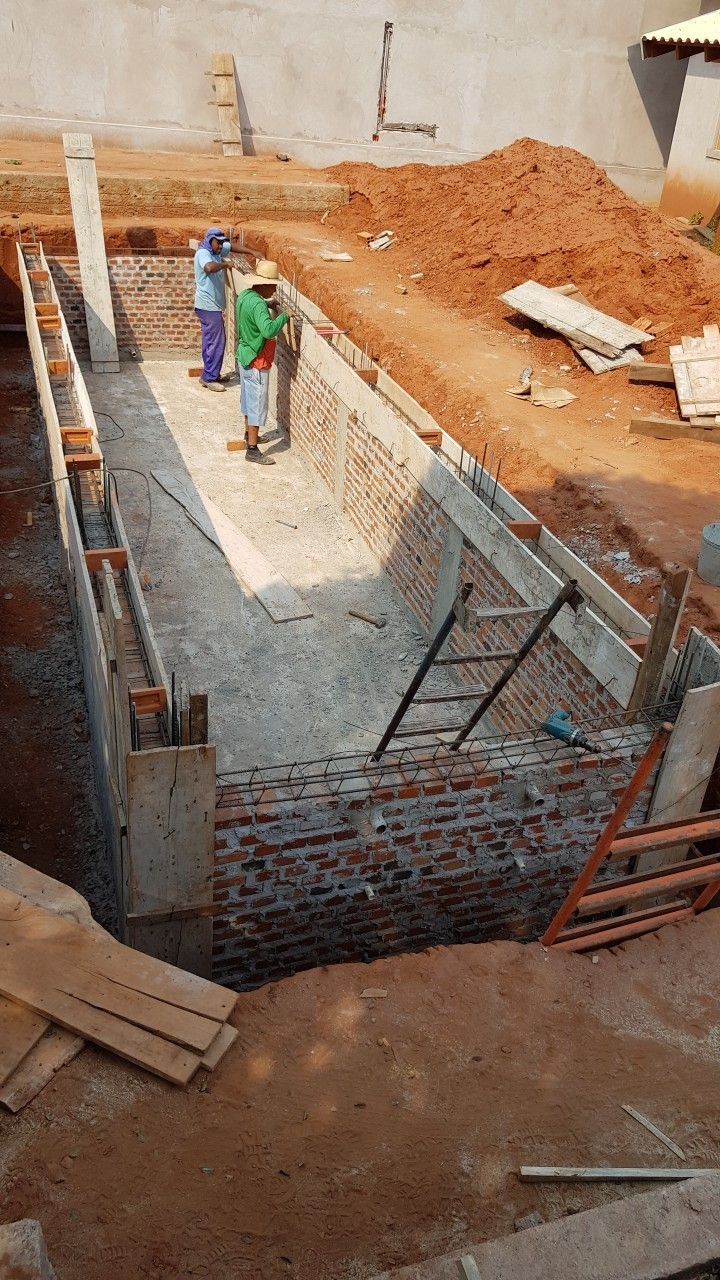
328,138,720,331
3,915,720,1280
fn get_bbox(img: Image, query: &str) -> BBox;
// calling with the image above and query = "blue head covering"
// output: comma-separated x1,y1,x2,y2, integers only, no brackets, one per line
201,228,229,254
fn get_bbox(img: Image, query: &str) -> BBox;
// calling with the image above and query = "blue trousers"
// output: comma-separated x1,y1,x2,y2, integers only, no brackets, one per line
195,308,226,382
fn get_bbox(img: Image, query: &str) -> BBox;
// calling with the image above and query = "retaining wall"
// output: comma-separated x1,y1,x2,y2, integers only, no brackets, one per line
49,254,198,353
214,748,653,988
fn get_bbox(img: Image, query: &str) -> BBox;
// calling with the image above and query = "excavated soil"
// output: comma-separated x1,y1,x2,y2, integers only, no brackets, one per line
328,138,720,331
2,914,720,1280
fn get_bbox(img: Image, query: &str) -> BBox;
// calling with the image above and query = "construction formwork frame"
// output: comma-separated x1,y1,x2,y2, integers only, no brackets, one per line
18,242,216,976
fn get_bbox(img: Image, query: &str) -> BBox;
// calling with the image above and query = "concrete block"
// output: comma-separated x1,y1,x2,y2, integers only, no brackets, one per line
0,1219,57,1279
372,1174,720,1280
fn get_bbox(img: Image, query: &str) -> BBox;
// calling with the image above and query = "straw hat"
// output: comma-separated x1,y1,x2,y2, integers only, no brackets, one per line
240,259,280,289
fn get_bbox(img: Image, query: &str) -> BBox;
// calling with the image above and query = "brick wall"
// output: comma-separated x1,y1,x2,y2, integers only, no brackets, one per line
275,335,624,726
213,749,653,988
49,255,199,352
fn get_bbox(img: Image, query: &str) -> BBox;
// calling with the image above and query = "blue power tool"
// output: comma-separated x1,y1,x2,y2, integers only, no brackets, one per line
542,709,598,753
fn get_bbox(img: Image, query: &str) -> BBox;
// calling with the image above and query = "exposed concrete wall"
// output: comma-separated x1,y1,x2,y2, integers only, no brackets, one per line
0,0,699,198
660,54,720,219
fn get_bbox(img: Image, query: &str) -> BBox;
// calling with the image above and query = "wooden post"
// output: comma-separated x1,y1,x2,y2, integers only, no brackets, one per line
628,564,691,710
189,693,209,745
62,132,120,373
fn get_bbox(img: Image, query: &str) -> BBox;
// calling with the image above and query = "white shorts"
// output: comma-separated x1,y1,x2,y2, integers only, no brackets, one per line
239,365,270,428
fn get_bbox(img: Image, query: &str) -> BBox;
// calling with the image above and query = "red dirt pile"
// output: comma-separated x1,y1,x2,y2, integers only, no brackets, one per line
329,138,720,330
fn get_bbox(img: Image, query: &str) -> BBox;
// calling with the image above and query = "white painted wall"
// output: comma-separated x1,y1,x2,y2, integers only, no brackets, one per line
0,0,700,198
660,55,720,218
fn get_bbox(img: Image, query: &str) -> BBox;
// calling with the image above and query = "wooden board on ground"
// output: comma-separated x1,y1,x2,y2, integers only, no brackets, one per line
630,415,720,445
629,363,675,385
200,1022,239,1071
0,1026,84,1113
152,469,312,623
571,341,645,375
500,281,653,359
0,885,235,1021
0,953,203,1086
0,996,48,1088
519,1166,715,1182
670,326,720,418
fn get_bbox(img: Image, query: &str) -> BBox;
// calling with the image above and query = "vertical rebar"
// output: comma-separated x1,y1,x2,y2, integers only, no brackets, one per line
490,459,501,513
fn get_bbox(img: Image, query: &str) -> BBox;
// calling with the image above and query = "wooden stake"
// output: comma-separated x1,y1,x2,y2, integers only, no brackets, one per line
628,564,691,710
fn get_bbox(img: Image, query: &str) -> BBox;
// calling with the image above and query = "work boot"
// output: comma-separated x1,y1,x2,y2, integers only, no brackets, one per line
200,379,225,392
244,430,271,445
245,446,276,466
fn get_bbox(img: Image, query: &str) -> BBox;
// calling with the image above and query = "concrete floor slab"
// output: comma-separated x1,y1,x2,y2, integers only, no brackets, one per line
85,359,451,771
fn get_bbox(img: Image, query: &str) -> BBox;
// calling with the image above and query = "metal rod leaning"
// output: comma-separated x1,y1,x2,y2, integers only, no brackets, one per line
450,579,582,751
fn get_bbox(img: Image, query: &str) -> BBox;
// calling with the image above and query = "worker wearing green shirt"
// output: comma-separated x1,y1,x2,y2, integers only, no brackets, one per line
235,260,289,466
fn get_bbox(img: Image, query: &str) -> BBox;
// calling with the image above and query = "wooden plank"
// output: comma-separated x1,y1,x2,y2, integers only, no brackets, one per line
56,963,221,1052
85,547,128,573
62,133,120,372
507,519,542,541
621,1105,686,1160
0,996,48,1088
0,885,235,1022
519,1166,713,1182
628,363,675,385
570,340,644,375
200,1022,238,1071
125,745,216,978
671,332,720,418
0,1026,84,1113
628,565,691,710
152,470,312,623
499,281,653,359
189,692,209,745
630,415,720,445
635,682,720,873
0,960,202,1086
211,53,244,156
64,452,102,471
129,685,168,716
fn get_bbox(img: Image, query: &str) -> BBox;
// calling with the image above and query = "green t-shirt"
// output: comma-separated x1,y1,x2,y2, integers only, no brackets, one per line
235,289,288,368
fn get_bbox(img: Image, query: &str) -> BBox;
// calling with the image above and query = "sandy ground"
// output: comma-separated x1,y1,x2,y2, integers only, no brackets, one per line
0,138,334,186
85,358,455,771
2,913,720,1280
0,335,115,926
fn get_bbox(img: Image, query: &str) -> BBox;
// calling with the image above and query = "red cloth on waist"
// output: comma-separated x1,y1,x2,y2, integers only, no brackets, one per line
249,339,277,371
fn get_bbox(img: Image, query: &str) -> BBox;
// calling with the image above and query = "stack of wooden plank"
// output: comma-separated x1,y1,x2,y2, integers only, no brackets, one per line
0,884,238,1112
499,280,653,374
629,324,720,446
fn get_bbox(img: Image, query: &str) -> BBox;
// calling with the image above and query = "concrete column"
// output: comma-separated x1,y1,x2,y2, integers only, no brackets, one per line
431,519,463,637
62,132,119,373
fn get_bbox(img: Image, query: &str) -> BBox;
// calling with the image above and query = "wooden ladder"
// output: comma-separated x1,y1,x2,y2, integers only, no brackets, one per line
542,724,720,951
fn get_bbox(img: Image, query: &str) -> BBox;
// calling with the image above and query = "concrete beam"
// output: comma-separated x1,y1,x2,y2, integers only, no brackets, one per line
62,132,119,373
373,1174,720,1280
